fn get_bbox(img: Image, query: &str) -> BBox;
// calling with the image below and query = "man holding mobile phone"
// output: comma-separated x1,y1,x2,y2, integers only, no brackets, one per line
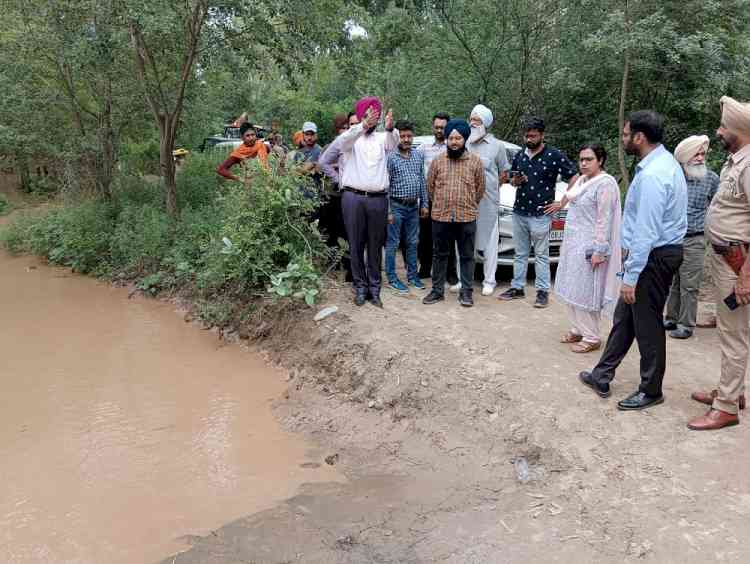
688,96,750,431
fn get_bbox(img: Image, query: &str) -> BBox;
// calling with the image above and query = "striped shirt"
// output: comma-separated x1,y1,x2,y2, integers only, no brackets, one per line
427,152,486,222
417,139,447,178
387,149,427,207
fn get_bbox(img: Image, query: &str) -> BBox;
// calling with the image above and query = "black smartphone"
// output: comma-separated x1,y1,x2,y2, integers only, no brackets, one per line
725,292,741,311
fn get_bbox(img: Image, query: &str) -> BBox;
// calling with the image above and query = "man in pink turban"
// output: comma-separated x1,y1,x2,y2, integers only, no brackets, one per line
324,96,398,307
663,135,719,339
689,96,750,430
355,96,383,123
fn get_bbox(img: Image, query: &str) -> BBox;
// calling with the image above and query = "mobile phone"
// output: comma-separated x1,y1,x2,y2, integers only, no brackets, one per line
725,292,741,311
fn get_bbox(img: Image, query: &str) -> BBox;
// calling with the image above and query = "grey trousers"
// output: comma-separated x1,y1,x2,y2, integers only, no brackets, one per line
665,235,706,329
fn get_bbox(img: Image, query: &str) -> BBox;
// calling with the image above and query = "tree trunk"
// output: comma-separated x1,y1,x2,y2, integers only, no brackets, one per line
96,78,116,198
617,0,631,189
159,114,178,217
16,153,31,192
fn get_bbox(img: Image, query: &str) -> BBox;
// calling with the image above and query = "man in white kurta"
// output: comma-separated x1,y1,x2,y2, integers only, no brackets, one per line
465,104,510,295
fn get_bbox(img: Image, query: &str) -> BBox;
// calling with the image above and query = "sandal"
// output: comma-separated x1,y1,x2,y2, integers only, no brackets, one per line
571,341,601,353
560,332,583,344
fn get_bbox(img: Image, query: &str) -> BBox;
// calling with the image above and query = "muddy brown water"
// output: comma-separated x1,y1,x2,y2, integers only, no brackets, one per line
0,237,341,563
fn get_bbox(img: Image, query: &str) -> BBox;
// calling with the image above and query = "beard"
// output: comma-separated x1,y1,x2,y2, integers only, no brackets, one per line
447,146,466,159
468,124,486,144
684,163,707,179
624,140,638,156
399,142,411,151
525,139,542,150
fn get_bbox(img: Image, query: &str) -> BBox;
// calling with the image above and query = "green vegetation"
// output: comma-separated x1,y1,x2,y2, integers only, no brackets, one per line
0,194,9,215
1,0,749,324
0,155,330,323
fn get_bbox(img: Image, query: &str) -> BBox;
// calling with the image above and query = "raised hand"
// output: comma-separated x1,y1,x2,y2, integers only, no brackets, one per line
385,108,394,131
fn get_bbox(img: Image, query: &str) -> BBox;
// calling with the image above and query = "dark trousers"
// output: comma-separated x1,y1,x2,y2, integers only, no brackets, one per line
318,193,350,276
431,220,476,296
418,206,458,283
342,190,388,297
591,245,683,396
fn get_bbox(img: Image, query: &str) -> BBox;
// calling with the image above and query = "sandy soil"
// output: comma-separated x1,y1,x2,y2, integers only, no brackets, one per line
168,268,750,564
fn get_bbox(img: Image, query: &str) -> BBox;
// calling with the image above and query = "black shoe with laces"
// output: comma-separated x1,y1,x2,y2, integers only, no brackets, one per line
458,290,474,307
497,287,525,301
534,290,549,308
422,291,445,305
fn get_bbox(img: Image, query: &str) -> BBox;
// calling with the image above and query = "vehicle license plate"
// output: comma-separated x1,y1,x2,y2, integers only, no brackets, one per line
550,229,564,241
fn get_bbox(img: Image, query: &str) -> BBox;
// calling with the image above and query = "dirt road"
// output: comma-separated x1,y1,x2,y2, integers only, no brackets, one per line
173,274,750,563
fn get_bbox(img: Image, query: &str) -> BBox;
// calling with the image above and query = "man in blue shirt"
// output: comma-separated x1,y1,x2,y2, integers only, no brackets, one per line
498,117,578,308
385,120,429,292
580,110,687,411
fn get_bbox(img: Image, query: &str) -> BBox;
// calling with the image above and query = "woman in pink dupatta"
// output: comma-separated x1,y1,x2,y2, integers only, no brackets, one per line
550,144,622,353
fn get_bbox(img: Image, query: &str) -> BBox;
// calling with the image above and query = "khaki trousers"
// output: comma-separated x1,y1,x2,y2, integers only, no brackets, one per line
712,251,750,415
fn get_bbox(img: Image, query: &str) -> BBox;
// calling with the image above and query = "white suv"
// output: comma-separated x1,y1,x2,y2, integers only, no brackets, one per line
412,136,569,265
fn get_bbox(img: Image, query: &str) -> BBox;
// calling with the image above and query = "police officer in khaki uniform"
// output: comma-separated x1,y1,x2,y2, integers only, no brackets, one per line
688,96,750,430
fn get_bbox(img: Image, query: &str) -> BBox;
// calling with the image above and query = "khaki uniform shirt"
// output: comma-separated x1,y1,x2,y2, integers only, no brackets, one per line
706,144,750,244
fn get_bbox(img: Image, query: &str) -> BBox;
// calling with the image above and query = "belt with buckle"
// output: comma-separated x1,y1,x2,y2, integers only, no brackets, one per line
343,186,386,197
390,196,418,206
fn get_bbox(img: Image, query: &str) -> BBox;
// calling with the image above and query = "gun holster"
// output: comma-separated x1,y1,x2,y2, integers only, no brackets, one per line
712,242,748,276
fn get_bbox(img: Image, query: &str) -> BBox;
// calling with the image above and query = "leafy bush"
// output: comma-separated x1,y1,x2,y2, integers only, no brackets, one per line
1,200,115,274
1,164,330,308
110,203,171,274
198,169,328,296
120,139,161,175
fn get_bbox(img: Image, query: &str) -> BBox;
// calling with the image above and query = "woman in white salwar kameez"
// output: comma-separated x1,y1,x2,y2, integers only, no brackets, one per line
547,144,622,353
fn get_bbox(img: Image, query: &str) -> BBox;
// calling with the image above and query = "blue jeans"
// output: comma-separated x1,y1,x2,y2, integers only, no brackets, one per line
511,213,551,291
385,201,420,282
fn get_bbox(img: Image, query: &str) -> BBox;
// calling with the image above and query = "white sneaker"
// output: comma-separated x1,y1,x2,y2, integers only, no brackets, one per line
481,284,495,296
448,282,461,293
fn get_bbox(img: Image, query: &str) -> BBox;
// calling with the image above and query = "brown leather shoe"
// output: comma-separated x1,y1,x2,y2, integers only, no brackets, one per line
691,389,746,410
687,409,739,431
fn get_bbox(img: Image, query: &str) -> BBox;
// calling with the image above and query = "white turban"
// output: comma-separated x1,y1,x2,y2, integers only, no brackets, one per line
721,96,750,136
470,104,493,129
674,135,709,164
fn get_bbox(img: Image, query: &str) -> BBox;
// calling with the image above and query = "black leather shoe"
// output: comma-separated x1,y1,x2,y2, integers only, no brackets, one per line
458,290,474,307
354,293,367,306
617,391,664,411
669,327,693,339
422,291,445,305
663,319,677,331
369,296,383,308
578,371,611,398
534,290,549,308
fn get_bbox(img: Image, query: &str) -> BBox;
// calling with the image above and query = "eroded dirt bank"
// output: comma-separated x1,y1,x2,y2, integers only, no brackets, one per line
173,278,750,563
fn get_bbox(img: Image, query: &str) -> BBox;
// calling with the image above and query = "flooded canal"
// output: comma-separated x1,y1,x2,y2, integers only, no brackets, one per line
0,244,341,563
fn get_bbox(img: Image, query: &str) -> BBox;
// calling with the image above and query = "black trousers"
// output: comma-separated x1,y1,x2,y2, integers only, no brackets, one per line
318,192,350,276
431,220,476,295
419,205,457,283
591,245,683,396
